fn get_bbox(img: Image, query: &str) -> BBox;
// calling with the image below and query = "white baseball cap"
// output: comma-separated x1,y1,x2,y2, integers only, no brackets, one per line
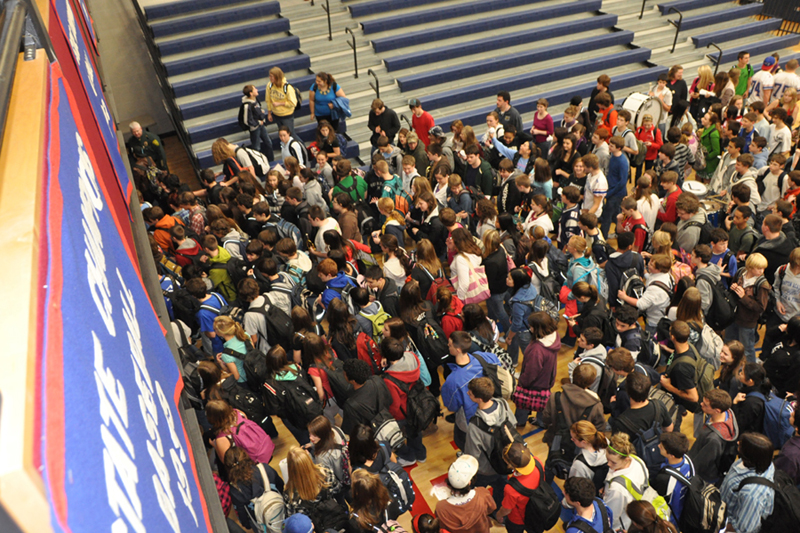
448,454,479,489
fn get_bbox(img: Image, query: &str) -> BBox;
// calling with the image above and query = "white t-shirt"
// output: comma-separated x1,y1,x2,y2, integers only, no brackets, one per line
768,124,791,156
522,211,554,235
758,170,789,211
583,171,608,218
654,86,672,124
771,71,800,103
637,193,661,231
748,70,774,104
315,217,341,252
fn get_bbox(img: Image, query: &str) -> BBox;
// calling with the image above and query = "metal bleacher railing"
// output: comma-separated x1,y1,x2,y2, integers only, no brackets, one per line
0,0,53,152
129,0,201,172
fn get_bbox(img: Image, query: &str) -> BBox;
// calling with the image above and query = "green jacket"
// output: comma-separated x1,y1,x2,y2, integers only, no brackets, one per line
207,247,237,302
700,124,721,175
332,174,367,203
470,157,495,196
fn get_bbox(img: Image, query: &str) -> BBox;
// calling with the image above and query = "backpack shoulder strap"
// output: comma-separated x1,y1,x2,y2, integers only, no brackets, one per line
651,281,672,296
567,518,601,533
735,476,775,493
255,463,271,493
595,498,611,532
383,373,410,394
663,467,691,486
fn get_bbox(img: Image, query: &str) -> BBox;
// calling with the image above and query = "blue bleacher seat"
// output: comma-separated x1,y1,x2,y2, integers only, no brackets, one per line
384,14,618,71
163,36,301,77
157,18,290,56
416,49,651,113
433,67,669,131
179,75,316,121
145,0,252,20
349,0,446,18
674,3,762,32
708,34,800,65
171,54,311,98
656,0,731,16
691,18,782,48
371,0,602,53
397,31,634,92
150,1,280,38
361,0,549,34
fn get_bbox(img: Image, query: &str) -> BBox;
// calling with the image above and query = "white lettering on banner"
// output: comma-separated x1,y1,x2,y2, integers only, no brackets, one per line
77,133,115,336
65,1,80,61
84,51,97,97
119,271,198,529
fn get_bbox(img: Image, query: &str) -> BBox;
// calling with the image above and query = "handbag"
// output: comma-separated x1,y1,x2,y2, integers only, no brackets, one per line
451,255,491,304
500,242,516,271
511,385,551,412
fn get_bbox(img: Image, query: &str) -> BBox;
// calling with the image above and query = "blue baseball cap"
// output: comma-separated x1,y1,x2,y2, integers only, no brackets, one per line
284,514,314,533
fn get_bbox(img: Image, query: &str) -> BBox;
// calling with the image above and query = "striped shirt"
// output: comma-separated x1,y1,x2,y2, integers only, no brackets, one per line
720,460,775,533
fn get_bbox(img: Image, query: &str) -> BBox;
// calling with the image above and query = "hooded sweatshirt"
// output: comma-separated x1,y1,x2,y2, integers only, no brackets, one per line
509,283,539,333
153,214,183,252
440,296,465,339
542,383,607,445
605,456,650,530
638,272,673,327
285,251,312,284
695,263,722,315
729,167,761,213
687,409,739,483
753,233,791,284
569,447,608,482
569,345,608,394
241,95,266,130
174,237,204,267
356,301,383,340
221,228,245,260
465,399,517,475
519,332,560,391
436,487,496,533
384,351,421,421
207,246,237,301
676,209,708,253
322,271,356,309
302,178,328,214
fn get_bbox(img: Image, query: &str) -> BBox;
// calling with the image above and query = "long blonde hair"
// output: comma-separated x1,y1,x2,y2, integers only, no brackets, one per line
285,447,328,501
269,66,285,87
213,315,249,342
652,230,674,264
378,197,405,225
415,239,442,274
695,65,714,92
571,420,608,450
482,229,501,258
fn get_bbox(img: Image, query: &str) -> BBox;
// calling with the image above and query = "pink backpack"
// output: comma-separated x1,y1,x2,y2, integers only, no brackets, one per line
225,411,275,464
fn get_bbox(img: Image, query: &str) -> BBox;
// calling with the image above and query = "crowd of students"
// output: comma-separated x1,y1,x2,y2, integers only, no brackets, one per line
131,52,800,533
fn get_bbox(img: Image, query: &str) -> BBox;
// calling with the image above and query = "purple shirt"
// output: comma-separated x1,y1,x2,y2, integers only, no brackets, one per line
532,113,554,143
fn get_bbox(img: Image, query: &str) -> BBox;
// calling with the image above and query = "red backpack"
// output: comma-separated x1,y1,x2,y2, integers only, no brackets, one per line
356,331,382,374
419,265,454,303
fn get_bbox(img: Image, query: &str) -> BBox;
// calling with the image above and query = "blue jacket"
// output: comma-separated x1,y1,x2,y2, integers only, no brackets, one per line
565,256,596,289
509,283,538,332
330,96,352,121
441,351,503,423
322,272,356,309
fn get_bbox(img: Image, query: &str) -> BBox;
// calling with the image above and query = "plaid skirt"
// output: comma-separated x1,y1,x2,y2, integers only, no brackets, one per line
511,386,551,412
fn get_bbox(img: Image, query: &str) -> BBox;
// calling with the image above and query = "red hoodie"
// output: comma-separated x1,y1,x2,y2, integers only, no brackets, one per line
384,351,422,421
440,296,464,339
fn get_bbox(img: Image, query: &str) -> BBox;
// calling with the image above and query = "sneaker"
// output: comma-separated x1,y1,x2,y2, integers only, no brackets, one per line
417,457,427,464
422,423,439,437
607,232,617,239
445,413,456,423
397,457,416,467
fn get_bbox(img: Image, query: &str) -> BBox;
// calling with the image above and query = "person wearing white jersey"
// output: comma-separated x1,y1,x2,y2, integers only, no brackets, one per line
747,57,776,105
770,59,800,103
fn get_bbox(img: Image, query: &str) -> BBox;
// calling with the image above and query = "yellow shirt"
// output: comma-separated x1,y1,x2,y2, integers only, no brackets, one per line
266,81,298,116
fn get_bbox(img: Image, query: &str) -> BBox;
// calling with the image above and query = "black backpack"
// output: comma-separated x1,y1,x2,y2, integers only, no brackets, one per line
662,465,727,533
237,102,250,131
508,460,561,533
383,374,439,438
375,444,416,519
470,408,524,476
296,490,348,532
219,376,271,432
574,454,609,493
319,359,353,407
695,272,736,331
581,356,616,414
547,392,595,479
566,497,614,533
409,306,449,366
263,370,324,424
222,340,270,391
685,219,714,245
615,403,667,477
734,469,800,532
619,267,646,306
247,299,295,353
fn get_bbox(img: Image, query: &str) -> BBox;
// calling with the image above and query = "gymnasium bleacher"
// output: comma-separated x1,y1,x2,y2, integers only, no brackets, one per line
135,0,800,173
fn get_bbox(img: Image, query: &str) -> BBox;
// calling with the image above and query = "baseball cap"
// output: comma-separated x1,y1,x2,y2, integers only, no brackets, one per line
762,56,777,70
284,514,314,533
448,454,479,489
408,98,421,108
428,125,445,138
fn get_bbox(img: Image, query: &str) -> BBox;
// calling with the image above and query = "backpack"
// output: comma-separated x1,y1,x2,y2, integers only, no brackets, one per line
756,168,788,197
268,81,302,117
334,283,358,315
545,244,569,284
319,358,354,407
625,129,647,168
296,491,348,532
248,464,285,533
247,300,295,353
684,219,715,246
222,340,269,391
315,174,333,201
663,466,727,533
547,392,595,479
360,302,391,343
409,307,449,366
508,460,562,533
667,345,714,402
735,470,800,532
220,377,271,431
237,102,250,131
581,356,616,414
611,456,671,521
469,333,512,371
225,416,274,464
418,266,454,304
376,444,416,518
746,390,795,449
369,409,405,451
530,259,561,323
575,454,610,492
619,267,646,305
571,261,608,301
755,274,777,326
262,370,324,424
615,402,668,477
336,133,348,156
648,387,682,428
695,272,736,331
200,293,244,325
356,331,383,374
384,374,439,438
566,498,614,533
264,218,305,252
235,146,270,177
472,352,516,400
690,322,724,371
469,406,524,475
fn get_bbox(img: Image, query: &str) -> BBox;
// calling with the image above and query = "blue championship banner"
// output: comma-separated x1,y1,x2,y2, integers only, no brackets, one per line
41,64,211,533
50,0,131,200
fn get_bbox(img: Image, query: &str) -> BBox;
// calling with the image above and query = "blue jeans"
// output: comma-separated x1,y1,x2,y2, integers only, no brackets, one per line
250,125,274,161
508,330,531,371
486,292,510,333
281,416,310,446
600,194,623,237
726,323,758,363
273,114,297,141
397,420,427,462
474,472,507,511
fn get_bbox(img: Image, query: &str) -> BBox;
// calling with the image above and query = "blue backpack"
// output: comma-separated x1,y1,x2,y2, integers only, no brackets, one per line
747,390,795,449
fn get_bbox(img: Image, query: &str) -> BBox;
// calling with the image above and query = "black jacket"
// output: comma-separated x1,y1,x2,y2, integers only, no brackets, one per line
605,250,645,306
733,384,767,436
483,249,509,295
753,233,791,284
414,214,448,258
573,300,611,339
341,375,392,435
368,107,401,144
497,175,522,214
377,278,401,319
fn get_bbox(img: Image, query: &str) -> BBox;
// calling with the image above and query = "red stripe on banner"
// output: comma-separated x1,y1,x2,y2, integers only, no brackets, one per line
44,62,71,533
174,380,213,531
404,464,433,517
